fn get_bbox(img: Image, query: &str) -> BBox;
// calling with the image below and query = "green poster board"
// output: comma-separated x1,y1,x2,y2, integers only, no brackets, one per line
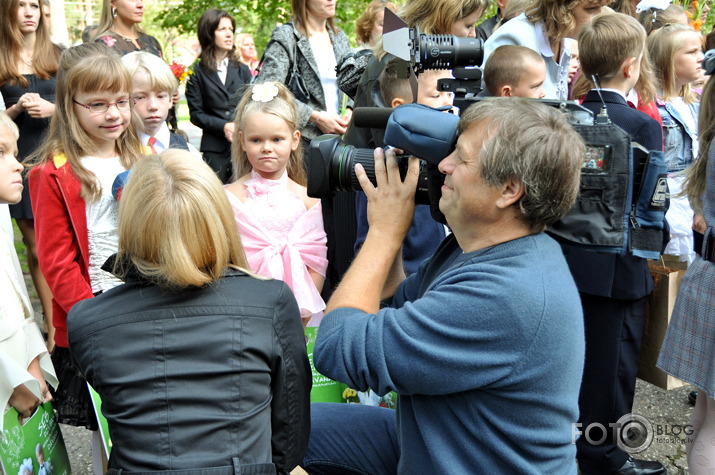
304,326,397,408
305,326,345,403
1,403,71,475
88,385,112,456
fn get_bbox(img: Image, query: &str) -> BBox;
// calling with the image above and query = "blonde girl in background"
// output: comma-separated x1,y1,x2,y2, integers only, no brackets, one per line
225,82,327,327
636,1,688,35
648,23,704,262
27,42,142,472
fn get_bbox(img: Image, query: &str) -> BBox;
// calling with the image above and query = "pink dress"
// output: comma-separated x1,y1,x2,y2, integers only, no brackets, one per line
225,171,328,318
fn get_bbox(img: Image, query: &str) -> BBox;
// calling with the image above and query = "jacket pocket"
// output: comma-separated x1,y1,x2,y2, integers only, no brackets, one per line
661,120,685,172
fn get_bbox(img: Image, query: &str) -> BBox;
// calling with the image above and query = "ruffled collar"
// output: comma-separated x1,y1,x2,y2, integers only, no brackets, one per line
244,169,289,199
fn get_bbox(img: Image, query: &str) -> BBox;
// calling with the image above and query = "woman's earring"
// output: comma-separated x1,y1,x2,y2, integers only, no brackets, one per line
111,7,117,17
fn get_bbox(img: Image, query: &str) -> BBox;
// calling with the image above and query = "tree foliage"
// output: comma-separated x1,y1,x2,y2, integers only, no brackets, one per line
155,0,370,52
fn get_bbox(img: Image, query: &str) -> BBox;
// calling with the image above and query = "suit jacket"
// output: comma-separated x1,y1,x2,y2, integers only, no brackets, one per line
562,90,663,300
255,23,351,141
185,59,252,154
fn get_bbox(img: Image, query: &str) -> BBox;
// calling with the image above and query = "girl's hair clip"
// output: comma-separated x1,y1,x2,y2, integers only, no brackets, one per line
704,50,715,76
252,82,280,102
635,0,671,14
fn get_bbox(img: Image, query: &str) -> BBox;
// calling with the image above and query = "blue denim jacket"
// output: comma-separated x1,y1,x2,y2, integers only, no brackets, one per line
656,96,700,173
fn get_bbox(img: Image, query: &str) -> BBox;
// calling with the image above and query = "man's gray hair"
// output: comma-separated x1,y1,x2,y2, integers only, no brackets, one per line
458,98,584,233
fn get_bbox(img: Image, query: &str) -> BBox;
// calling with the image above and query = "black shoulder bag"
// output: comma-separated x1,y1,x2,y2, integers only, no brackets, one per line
258,23,310,103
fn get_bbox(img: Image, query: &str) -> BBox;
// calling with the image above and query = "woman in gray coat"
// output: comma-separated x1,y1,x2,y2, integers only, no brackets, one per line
255,0,352,142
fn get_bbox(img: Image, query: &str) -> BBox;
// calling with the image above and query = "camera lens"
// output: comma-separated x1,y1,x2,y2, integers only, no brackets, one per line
419,35,483,71
306,135,432,206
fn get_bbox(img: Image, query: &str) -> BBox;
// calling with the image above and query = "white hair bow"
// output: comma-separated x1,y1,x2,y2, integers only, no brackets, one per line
635,0,672,13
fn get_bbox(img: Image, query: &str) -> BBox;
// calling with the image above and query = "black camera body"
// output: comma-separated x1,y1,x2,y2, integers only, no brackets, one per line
307,103,460,223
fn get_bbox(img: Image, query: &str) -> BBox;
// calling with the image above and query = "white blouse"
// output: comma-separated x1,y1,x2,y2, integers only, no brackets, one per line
0,226,58,430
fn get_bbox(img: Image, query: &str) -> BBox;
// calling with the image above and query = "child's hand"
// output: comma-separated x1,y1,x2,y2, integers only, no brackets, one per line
8,383,41,420
313,111,348,135
224,122,235,143
27,357,53,403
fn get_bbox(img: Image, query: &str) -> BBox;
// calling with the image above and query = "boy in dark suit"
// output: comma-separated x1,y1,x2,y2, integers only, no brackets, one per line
567,12,665,475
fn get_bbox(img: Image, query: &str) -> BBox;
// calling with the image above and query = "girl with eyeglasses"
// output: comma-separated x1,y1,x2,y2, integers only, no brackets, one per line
26,43,143,471
0,0,63,353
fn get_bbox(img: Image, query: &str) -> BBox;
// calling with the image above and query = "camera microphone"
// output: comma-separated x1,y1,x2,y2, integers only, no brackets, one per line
352,107,393,129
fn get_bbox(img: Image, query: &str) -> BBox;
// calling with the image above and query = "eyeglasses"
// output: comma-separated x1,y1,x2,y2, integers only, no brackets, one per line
73,99,132,114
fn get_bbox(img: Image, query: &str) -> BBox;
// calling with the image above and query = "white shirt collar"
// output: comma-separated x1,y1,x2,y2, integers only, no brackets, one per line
594,88,629,101
140,122,172,151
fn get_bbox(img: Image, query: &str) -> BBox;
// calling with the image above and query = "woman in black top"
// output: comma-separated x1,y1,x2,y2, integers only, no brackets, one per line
185,8,252,183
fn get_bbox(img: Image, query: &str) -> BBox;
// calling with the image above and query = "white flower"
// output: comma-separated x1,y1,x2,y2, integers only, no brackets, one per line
252,82,280,102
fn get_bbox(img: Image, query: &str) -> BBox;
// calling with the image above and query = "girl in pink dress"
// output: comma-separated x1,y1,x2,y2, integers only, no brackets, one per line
225,82,327,326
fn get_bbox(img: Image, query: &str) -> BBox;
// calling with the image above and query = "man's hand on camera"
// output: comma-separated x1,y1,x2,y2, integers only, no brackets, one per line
355,147,419,246
325,148,417,314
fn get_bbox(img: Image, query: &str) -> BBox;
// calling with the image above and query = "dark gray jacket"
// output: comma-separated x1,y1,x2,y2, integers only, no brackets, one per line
68,265,311,474
255,23,351,141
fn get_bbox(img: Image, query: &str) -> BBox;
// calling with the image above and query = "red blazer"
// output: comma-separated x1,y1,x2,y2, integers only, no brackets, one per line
29,154,93,348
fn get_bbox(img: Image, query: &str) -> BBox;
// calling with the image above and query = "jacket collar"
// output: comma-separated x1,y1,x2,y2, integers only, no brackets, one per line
53,152,68,168
102,253,248,285
290,23,327,79
202,60,239,98
584,89,628,106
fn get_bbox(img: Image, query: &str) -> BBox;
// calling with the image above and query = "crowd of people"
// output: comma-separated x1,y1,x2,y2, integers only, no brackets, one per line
2,0,715,474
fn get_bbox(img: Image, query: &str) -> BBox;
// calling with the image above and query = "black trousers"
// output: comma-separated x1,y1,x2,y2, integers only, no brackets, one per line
576,292,647,474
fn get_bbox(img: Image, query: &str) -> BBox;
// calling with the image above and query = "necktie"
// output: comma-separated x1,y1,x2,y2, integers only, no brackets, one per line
148,137,158,155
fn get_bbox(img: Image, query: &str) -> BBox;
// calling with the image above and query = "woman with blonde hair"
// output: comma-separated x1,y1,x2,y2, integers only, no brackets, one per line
235,33,259,76
67,150,311,472
93,0,163,58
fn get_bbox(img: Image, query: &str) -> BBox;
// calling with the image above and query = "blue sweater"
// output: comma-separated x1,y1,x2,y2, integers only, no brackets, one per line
315,233,585,474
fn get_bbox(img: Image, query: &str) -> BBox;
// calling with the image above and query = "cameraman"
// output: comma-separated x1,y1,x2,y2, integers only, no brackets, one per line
305,98,586,474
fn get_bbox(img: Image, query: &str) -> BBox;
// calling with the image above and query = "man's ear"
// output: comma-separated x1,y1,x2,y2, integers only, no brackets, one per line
500,85,512,97
623,56,637,79
391,97,406,108
496,177,524,209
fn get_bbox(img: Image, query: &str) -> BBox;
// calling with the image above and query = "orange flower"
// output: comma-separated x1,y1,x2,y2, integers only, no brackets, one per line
691,19,703,31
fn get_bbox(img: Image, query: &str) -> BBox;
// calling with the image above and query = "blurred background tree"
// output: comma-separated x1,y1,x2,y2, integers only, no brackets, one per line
155,0,368,54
